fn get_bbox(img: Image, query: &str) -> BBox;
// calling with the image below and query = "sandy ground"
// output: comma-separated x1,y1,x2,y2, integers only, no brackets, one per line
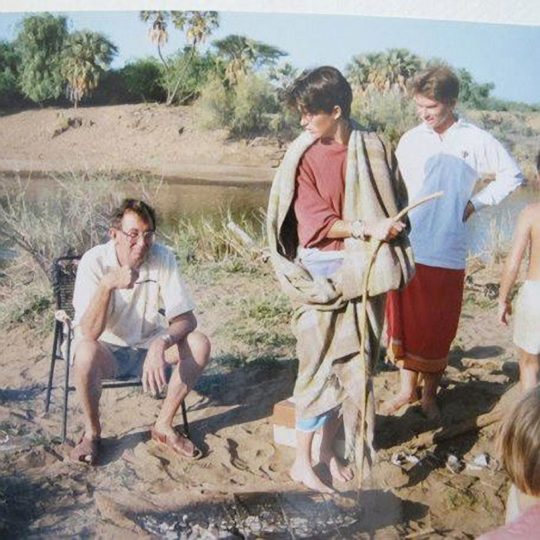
0,260,521,539
0,104,526,538
0,104,283,183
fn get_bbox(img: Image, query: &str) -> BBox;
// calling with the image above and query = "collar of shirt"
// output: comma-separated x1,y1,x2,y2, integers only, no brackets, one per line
418,116,469,137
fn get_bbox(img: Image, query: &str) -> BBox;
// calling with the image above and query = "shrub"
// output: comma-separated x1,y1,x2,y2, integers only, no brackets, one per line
229,73,279,136
86,69,130,105
119,57,166,103
161,48,216,105
165,210,266,265
351,87,417,146
196,74,235,129
0,41,25,107
196,72,297,138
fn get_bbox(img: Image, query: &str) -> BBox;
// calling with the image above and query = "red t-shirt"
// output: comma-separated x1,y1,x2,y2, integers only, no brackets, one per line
293,138,347,252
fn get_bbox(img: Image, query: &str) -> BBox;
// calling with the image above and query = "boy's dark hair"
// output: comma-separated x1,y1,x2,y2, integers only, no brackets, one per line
285,66,353,119
536,150,540,172
111,199,156,230
409,65,460,104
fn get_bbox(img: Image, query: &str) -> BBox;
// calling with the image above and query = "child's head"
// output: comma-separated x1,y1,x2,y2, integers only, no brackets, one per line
285,66,353,120
497,386,540,496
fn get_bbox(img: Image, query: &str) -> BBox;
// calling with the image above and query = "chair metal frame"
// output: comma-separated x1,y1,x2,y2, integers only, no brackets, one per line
44,255,189,442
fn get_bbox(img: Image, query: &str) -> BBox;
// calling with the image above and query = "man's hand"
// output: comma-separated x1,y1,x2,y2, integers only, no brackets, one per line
142,339,168,395
365,218,405,242
462,201,475,222
497,299,512,326
102,266,139,291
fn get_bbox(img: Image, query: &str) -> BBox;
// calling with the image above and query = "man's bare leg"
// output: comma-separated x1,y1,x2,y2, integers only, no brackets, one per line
380,368,419,415
290,429,334,493
518,348,540,391
319,412,353,483
421,370,443,420
153,330,211,438
73,338,117,440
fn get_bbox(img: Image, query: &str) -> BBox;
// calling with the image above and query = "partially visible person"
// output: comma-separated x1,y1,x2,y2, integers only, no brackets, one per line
497,151,540,391
70,199,211,464
477,386,540,539
267,66,413,492
383,65,524,419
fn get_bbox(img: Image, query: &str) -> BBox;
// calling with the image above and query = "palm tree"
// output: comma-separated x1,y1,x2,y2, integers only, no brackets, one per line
140,10,219,105
347,48,423,93
346,52,384,92
140,10,169,68
61,30,117,108
212,34,286,86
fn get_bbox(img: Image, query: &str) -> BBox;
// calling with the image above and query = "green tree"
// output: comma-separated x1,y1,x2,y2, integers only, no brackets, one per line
140,10,219,105
0,40,22,106
161,47,216,104
457,67,494,109
347,52,384,91
212,34,287,86
347,48,423,93
60,30,117,108
15,13,68,103
120,58,165,102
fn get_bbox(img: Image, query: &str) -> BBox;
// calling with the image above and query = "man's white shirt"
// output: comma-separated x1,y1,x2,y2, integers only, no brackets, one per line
396,118,523,269
73,241,196,348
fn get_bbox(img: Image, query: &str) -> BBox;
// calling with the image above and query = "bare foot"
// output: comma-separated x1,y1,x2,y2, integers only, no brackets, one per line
379,390,419,416
321,454,354,483
290,460,335,494
421,398,441,421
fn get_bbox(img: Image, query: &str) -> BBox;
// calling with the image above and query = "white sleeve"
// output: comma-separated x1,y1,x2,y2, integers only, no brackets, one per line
159,249,196,320
72,252,103,326
470,132,523,210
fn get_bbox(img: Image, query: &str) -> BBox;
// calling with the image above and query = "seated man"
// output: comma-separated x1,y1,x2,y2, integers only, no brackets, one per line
70,198,210,464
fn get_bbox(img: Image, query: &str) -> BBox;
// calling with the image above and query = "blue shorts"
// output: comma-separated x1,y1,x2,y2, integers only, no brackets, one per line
296,408,337,432
107,344,147,380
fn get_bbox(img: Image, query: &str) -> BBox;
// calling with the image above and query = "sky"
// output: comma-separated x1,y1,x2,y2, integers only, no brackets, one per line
0,9,539,104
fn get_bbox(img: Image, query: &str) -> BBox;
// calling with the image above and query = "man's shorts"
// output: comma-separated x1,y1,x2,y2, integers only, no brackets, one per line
107,344,147,380
513,280,540,355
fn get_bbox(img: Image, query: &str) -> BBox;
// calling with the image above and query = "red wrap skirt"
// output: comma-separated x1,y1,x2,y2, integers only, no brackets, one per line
385,263,465,373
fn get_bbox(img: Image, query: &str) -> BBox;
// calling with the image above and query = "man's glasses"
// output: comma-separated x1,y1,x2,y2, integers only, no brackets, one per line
118,229,155,244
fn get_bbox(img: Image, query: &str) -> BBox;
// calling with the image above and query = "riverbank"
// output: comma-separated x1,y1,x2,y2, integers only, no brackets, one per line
2,104,539,185
0,104,282,183
0,257,523,538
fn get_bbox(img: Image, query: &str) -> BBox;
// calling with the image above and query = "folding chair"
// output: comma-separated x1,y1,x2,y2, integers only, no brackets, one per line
44,255,189,442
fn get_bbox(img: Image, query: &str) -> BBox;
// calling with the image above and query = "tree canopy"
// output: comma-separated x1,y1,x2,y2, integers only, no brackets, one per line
140,10,220,105
61,30,118,107
212,34,287,85
347,48,423,93
0,41,21,105
15,13,68,103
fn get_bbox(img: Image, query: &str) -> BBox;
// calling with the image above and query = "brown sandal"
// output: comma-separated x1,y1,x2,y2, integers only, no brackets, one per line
70,435,101,465
150,426,203,461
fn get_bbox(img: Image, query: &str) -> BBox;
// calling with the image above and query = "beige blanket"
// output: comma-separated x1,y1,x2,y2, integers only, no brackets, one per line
266,124,414,468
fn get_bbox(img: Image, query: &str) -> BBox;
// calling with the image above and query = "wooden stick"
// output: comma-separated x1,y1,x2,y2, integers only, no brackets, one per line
356,191,444,486
394,191,444,222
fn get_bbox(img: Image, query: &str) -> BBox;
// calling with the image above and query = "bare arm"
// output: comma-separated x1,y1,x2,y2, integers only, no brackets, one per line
79,266,139,340
142,311,197,394
498,208,531,325
327,217,405,241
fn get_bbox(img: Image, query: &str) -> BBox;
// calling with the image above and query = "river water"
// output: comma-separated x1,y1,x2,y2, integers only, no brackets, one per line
1,174,538,261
